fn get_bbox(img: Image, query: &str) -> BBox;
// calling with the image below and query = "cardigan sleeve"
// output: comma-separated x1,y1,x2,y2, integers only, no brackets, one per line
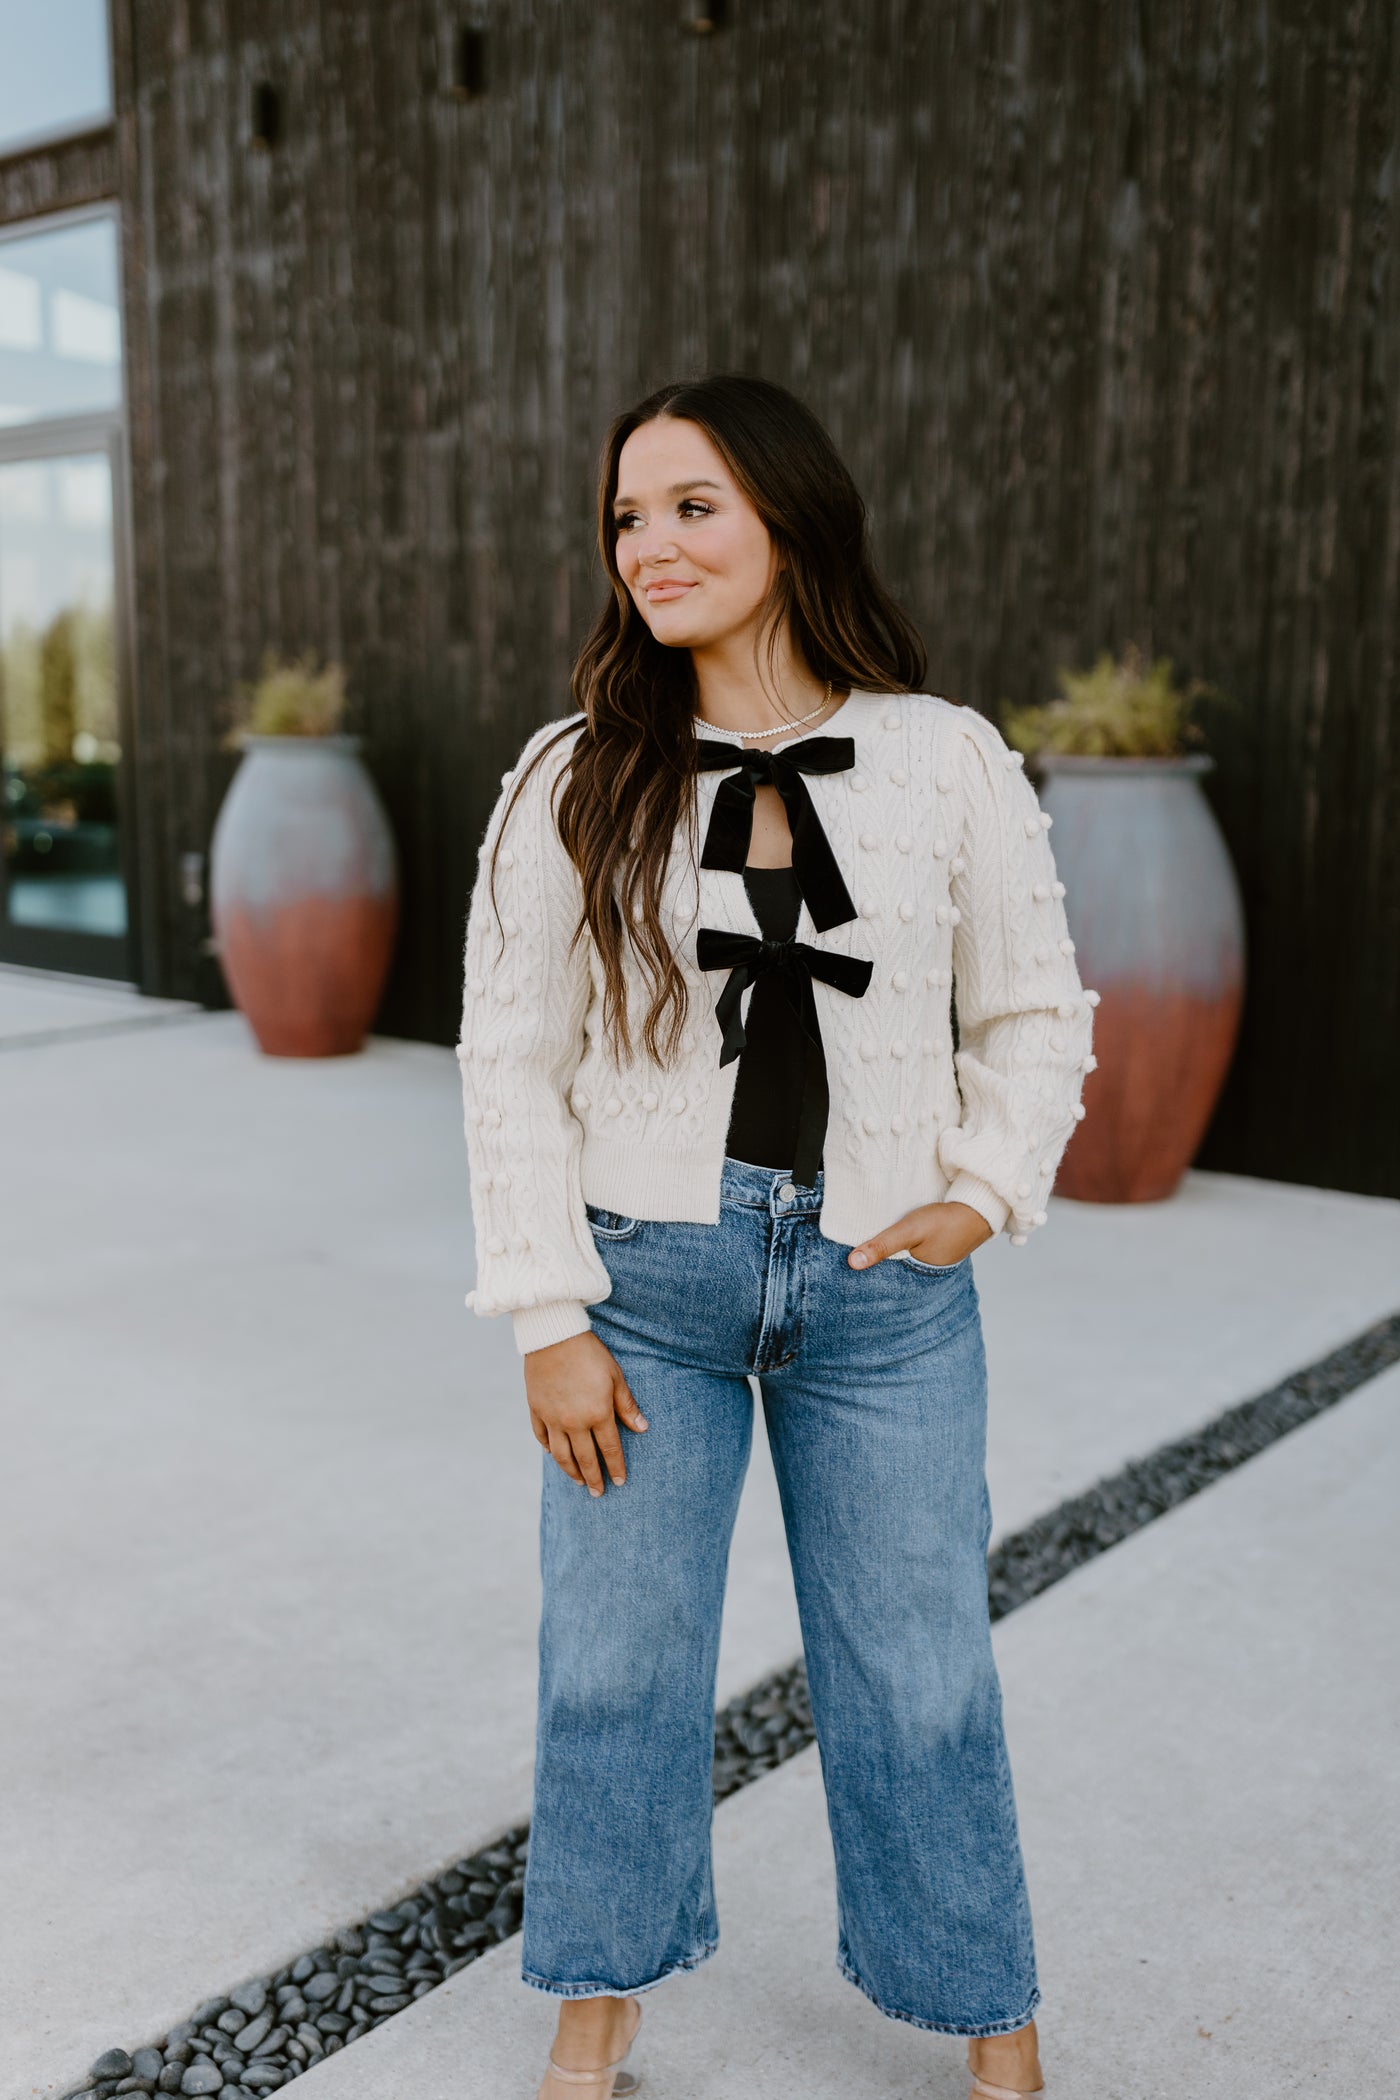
456,716,615,1356
936,706,1096,1243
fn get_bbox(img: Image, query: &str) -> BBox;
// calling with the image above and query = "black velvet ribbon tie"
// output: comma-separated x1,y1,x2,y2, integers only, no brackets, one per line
694,926,874,1187
695,736,858,932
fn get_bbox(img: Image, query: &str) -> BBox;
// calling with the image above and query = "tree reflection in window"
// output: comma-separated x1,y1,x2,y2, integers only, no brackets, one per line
0,454,124,936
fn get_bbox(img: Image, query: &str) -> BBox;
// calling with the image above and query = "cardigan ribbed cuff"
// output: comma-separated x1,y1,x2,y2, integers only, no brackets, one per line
943,1171,1012,1237
511,1297,594,1357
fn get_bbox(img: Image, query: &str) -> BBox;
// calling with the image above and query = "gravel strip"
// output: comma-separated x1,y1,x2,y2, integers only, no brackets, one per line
62,1305,1400,2095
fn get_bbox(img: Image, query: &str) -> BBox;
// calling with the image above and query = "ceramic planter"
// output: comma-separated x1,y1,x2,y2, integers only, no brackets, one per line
209,733,398,1056
1037,752,1245,1203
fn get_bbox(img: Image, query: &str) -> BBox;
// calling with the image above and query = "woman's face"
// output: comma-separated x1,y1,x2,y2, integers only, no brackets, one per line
611,416,780,653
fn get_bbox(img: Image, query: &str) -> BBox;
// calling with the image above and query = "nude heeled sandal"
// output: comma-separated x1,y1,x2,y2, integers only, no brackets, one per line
969,2075,1044,2098
540,1998,643,2098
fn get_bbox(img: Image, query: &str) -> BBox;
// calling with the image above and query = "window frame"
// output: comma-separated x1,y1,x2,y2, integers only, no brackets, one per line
0,196,138,981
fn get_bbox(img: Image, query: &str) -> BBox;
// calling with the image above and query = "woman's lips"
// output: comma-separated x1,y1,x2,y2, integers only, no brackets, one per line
644,580,697,600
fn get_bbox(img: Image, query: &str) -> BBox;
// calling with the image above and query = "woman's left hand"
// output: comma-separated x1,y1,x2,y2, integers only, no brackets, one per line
847,1200,995,1270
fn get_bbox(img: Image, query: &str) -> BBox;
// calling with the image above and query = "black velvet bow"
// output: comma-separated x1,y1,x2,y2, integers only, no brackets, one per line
694,928,874,1186
695,737,858,932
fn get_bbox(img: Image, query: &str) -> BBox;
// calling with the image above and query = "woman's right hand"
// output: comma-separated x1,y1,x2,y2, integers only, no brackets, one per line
523,1330,648,1496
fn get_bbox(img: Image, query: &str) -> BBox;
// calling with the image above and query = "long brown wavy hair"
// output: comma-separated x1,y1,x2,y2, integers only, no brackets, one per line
481,373,929,1067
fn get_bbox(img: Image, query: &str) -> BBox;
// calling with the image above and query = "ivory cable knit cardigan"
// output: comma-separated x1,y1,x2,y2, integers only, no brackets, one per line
457,688,1096,1355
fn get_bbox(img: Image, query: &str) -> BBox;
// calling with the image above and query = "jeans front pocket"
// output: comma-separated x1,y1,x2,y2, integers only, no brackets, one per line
893,1248,969,1276
584,1201,643,1241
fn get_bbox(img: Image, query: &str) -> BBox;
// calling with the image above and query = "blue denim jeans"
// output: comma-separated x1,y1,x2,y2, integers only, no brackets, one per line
520,1153,1040,2038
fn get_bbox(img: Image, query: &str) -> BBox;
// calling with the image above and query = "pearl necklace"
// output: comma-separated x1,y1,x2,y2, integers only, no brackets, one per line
696,680,835,741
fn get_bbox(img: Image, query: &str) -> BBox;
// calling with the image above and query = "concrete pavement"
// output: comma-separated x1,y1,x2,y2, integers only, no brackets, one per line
0,958,197,1043
3,961,1397,2098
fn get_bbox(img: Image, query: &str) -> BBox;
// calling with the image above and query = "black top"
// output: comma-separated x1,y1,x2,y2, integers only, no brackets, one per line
723,864,827,1180
694,733,872,1189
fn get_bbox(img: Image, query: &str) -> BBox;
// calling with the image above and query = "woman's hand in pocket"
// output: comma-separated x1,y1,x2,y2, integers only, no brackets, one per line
846,1199,995,1270
523,1329,648,1496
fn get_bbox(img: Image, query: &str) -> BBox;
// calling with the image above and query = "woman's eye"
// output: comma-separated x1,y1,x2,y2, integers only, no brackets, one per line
608,497,713,529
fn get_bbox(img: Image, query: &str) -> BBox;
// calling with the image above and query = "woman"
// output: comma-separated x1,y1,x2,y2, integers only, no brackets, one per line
457,374,1094,2100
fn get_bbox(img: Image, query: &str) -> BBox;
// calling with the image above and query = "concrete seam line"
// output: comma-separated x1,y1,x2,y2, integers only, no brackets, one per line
0,1011,216,1053
61,1305,1400,2098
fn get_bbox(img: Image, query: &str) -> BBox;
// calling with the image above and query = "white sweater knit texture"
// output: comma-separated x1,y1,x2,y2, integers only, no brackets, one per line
457,688,1095,1355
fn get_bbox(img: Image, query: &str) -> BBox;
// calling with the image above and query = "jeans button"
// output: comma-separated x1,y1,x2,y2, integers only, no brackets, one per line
777,1180,797,1202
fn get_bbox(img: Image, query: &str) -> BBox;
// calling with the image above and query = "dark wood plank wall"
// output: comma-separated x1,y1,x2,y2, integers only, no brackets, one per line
3,2,1396,1194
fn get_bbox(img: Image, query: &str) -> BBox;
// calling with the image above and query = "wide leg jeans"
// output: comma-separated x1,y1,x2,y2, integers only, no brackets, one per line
520,1153,1040,2038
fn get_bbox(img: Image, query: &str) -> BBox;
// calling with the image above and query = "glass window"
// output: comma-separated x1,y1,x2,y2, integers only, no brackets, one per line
0,0,112,158
0,450,126,938
0,214,122,427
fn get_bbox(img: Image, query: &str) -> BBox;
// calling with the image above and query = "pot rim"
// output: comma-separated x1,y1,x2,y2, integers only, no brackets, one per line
1033,750,1214,776
237,732,364,752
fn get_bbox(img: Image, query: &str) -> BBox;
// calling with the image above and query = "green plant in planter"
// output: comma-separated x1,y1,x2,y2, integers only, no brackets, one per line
222,651,348,751
1003,645,1213,760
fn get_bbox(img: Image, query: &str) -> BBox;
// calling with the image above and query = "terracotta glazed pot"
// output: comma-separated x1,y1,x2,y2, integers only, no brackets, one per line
210,733,398,1056
1037,753,1245,1203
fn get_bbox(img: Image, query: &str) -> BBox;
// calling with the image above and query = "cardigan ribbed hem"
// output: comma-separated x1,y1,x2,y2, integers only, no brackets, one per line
942,1170,1012,1236
512,1297,595,1356
579,1136,997,1256
581,1136,728,1222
